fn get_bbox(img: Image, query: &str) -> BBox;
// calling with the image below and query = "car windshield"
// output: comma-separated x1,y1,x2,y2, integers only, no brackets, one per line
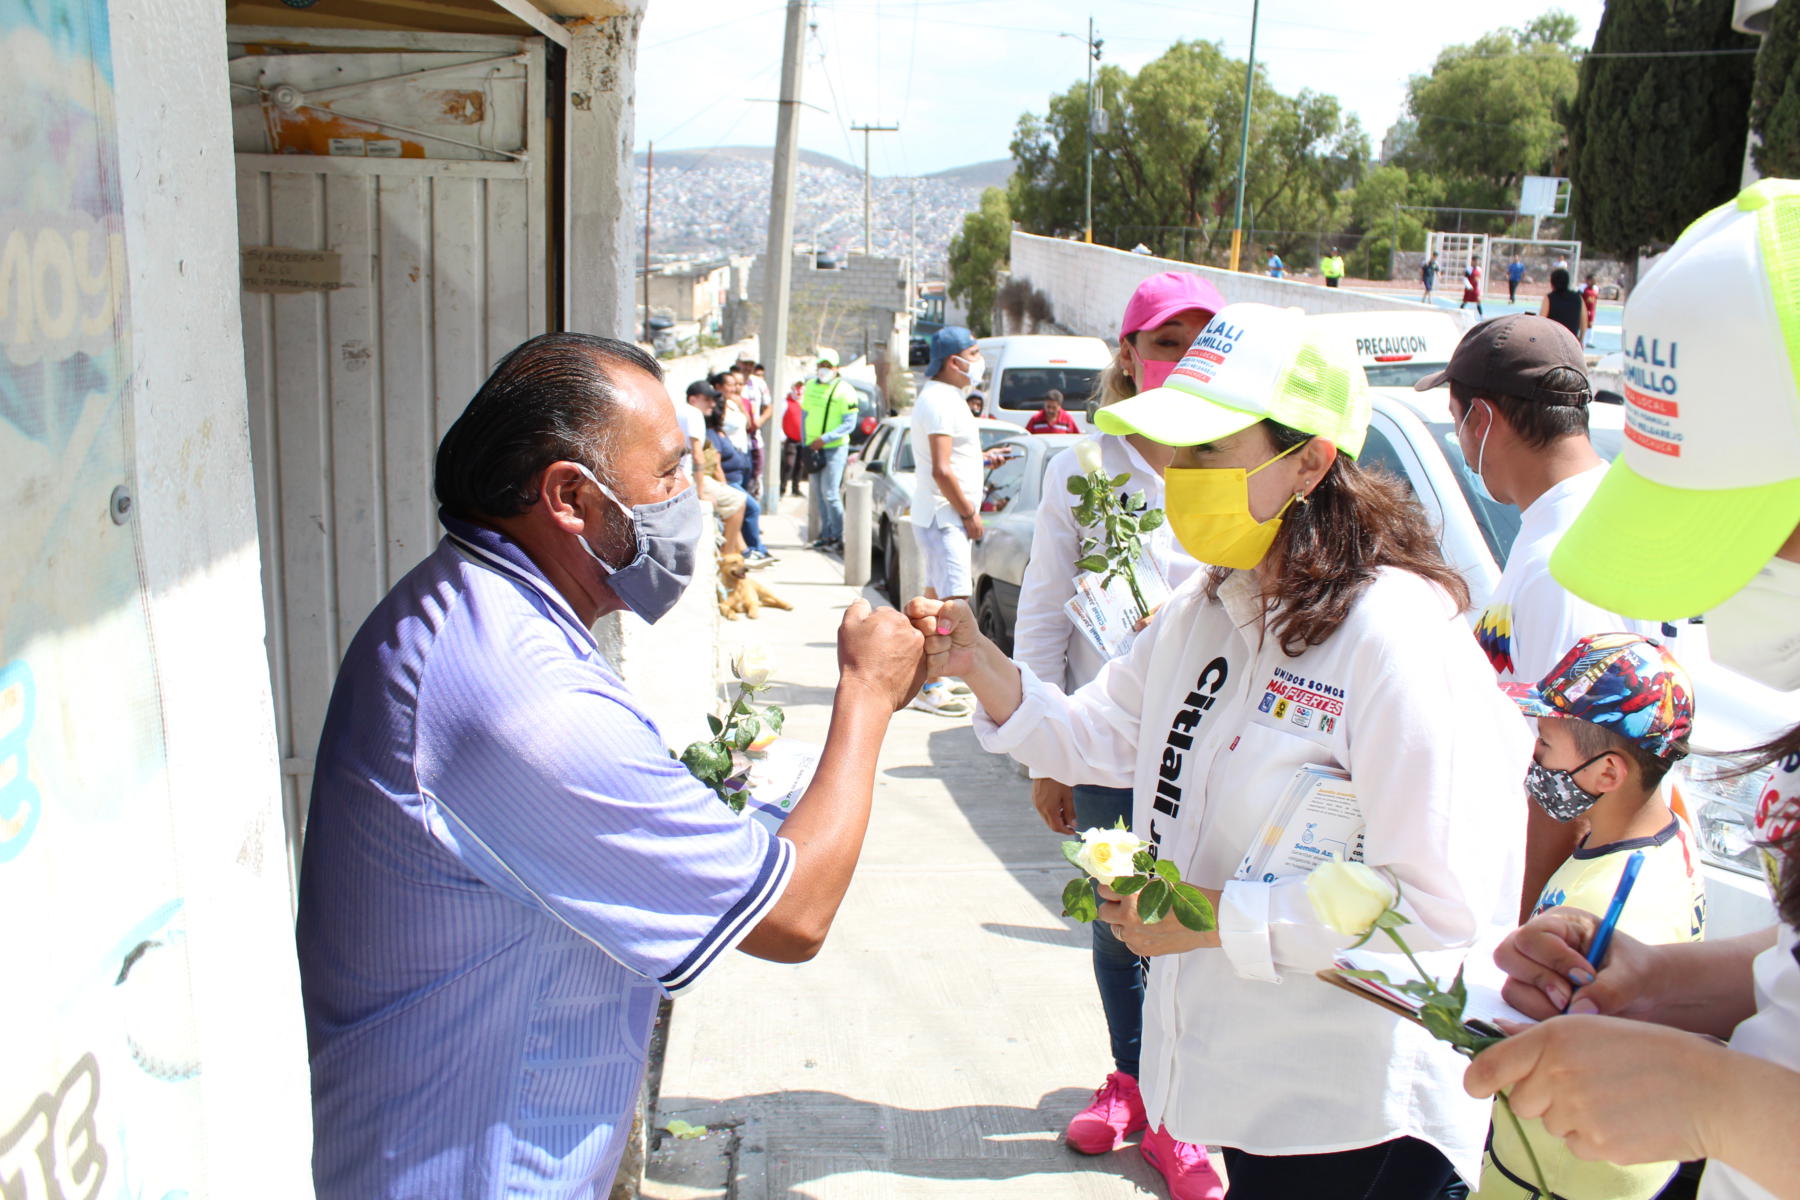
997,367,1101,411
1419,420,1624,566
1363,362,1448,388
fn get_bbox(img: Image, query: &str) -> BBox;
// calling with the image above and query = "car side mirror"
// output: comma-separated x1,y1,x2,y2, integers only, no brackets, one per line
864,460,886,475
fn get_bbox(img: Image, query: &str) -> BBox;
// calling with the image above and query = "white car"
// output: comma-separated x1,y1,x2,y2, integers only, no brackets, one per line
1306,310,1468,389
1365,385,1797,937
972,335,1112,433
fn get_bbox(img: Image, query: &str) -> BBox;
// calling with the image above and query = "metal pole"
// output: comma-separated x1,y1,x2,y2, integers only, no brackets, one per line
642,141,653,343
761,0,807,503
851,122,899,256
1084,16,1094,244
1229,0,1260,272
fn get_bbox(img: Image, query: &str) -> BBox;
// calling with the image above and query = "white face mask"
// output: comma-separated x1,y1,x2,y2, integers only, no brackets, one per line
955,353,985,394
816,366,836,383
1708,555,1800,691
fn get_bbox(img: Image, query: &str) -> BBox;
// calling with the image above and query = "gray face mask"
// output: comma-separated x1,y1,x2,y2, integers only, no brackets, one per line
1524,753,1609,822
571,463,701,625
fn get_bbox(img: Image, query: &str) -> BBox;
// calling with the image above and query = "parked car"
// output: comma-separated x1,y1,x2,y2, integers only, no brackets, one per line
842,374,884,448
973,335,1112,432
846,414,1025,603
966,371,1794,936
965,434,1082,655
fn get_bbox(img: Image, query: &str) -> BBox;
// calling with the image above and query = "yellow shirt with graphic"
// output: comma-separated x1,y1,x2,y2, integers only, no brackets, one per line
1473,817,1705,1200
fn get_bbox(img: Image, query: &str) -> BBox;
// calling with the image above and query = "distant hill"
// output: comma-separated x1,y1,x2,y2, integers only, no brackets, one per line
923,159,1014,190
635,145,860,176
637,146,1014,187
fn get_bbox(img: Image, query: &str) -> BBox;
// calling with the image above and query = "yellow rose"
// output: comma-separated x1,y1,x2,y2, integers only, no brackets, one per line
1074,826,1145,887
1305,861,1396,938
732,645,774,687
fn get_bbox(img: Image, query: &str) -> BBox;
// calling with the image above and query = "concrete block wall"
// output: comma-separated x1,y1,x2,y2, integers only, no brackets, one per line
1007,232,1454,344
746,251,910,361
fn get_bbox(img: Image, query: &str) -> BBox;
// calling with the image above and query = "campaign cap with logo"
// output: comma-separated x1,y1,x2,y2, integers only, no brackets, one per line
1550,178,1800,619
1502,632,1695,760
1094,302,1370,455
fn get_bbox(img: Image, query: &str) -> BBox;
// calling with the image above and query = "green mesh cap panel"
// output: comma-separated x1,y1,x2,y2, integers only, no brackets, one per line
1268,333,1369,457
1757,185,1800,415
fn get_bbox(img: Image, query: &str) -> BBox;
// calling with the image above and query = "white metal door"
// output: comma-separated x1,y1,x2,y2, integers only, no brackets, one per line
230,29,548,875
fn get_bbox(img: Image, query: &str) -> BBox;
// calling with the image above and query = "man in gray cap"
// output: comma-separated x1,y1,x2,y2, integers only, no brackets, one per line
1417,313,1658,915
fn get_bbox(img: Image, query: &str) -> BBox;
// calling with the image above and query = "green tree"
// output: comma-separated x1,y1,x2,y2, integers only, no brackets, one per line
1400,15,1581,207
1343,165,1447,279
947,187,1011,338
1567,0,1758,259
1752,0,1800,178
1007,40,1367,263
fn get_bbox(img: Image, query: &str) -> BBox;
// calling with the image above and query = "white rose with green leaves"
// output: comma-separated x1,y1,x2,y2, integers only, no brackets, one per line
1074,826,1146,887
1074,438,1104,476
1305,861,1397,939
732,645,774,687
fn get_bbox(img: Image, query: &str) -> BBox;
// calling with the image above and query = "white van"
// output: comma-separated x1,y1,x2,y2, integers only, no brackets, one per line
1305,310,1467,389
973,335,1113,432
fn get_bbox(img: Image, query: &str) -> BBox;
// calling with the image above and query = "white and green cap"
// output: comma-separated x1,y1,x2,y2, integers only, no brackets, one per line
1551,179,1800,619
1094,302,1370,456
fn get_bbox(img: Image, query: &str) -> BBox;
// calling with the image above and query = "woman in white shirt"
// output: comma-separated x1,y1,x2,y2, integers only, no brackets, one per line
912,302,1530,1198
1464,179,1800,1200
1014,271,1219,1184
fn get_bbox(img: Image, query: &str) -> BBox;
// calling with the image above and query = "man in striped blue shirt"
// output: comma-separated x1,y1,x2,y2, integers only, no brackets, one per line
295,334,924,1198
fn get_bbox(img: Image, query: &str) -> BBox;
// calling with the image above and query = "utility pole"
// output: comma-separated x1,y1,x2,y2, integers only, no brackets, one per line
851,122,899,256
760,0,807,502
1229,0,1261,272
1062,22,1103,244
642,141,653,343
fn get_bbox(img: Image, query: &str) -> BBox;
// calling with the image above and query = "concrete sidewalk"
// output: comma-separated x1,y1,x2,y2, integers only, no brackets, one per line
642,494,1165,1200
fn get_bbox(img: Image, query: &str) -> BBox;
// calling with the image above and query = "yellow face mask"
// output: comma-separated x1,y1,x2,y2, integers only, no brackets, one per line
1164,439,1307,569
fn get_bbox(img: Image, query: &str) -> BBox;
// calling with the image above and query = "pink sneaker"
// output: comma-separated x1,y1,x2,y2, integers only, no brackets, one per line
1065,1070,1148,1154
1139,1125,1224,1200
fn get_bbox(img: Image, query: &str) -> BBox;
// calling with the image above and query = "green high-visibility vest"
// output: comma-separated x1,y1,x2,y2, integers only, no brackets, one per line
801,377,857,448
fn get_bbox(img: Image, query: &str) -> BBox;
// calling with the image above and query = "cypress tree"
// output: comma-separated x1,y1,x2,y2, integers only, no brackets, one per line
1567,0,1759,258
1751,0,1800,178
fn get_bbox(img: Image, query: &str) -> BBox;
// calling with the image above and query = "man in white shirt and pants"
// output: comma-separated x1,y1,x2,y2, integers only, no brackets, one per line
1416,313,1658,915
909,327,988,718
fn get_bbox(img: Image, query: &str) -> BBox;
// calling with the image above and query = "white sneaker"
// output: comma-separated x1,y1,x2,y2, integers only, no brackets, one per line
944,680,974,697
909,686,974,718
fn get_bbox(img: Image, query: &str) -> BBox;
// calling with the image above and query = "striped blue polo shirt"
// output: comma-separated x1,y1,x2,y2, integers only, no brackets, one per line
296,512,793,1198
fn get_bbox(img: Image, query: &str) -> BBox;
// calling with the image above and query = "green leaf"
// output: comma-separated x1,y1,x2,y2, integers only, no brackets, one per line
1138,877,1173,924
1063,876,1098,922
1171,883,1217,932
1132,849,1155,873
732,695,753,716
706,713,724,736
1153,859,1181,885
1397,979,1438,1000
722,788,749,814
1139,509,1165,532
1419,1002,1476,1050
1373,909,1412,930
1335,967,1395,985
663,1118,708,1140
1076,554,1110,574
1111,472,1131,488
1109,873,1149,894
680,741,731,783
1060,840,1086,869
1066,475,1086,495
1125,491,1147,511
1448,965,1469,1016
1116,514,1139,537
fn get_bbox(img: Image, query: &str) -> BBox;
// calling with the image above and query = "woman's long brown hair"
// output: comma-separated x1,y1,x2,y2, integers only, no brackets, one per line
1727,725,1800,929
1204,419,1471,657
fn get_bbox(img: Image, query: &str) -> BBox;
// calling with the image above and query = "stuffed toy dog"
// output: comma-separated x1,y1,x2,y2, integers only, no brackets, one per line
718,553,793,620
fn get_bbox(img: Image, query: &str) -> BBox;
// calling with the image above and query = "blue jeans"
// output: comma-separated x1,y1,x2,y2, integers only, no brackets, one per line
739,488,767,556
1073,783,1142,1080
815,444,848,542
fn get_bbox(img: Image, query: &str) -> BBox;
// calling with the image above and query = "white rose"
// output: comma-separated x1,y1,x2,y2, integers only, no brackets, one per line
732,645,774,687
1074,826,1146,887
1074,439,1104,476
1305,861,1397,938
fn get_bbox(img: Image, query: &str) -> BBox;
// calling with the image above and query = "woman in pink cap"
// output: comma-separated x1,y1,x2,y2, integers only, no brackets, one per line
1011,270,1225,1197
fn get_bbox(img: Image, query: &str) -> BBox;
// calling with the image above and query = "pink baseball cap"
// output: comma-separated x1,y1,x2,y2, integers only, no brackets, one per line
1120,271,1227,343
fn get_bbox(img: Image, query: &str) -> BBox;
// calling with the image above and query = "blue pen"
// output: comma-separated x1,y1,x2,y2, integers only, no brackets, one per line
1564,849,1645,1013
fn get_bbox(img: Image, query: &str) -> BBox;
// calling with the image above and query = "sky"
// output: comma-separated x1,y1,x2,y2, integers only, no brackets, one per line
633,0,1607,178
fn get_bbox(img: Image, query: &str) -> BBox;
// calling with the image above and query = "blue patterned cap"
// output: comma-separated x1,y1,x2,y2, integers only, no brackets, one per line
1501,632,1694,759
